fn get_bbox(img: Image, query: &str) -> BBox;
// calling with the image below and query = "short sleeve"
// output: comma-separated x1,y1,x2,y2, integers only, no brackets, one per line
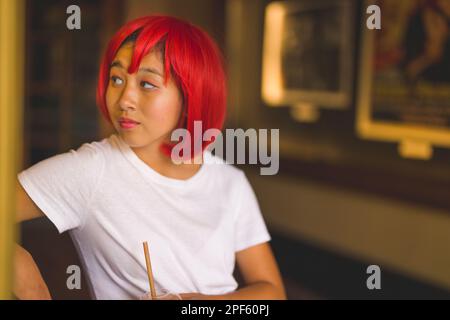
17,142,105,233
233,171,271,252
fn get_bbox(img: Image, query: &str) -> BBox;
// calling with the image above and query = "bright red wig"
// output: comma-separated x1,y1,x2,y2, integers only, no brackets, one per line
96,15,227,159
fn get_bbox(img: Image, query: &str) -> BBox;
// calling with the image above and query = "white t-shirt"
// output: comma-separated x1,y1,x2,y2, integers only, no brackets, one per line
18,134,271,300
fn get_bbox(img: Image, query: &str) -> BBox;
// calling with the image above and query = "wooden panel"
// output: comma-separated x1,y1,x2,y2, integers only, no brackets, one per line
0,0,25,299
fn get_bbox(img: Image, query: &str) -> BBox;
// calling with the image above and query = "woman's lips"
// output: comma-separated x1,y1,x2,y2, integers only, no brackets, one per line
118,118,140,129
119,122,139,129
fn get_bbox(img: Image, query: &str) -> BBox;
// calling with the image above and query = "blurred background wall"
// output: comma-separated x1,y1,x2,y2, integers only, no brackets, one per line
18,0,450,299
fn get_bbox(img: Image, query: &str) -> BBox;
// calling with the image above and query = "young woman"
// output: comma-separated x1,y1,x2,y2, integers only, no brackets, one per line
14,15,286,300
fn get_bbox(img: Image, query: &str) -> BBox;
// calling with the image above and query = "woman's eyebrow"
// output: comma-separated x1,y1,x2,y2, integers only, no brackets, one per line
138,67,163,78
110,60,125,69
110,60,163,78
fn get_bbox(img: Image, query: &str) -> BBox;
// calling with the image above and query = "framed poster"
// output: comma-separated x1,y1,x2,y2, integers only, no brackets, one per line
226,0,450,210
261,0,354,122
356,0,450,159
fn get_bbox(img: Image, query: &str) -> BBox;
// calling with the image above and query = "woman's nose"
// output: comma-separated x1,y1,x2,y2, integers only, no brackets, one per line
119,100,136,112
118,84,138,112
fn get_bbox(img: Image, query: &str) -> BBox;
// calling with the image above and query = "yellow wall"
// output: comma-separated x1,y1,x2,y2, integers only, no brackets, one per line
0,0,24,299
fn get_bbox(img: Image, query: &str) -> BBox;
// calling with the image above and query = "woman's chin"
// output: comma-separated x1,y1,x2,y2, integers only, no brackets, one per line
118,133,157,149
118,133,141,147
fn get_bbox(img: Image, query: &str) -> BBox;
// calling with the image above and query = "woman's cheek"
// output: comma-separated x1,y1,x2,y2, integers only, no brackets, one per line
142,99,168,120
105,89,115,114
143,107,167,125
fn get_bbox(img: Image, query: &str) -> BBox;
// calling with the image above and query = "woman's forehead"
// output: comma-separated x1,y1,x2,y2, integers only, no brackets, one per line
112,43,164,75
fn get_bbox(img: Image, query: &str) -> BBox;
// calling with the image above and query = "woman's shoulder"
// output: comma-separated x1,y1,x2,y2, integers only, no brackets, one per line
75,134,119,156
58,134,120,173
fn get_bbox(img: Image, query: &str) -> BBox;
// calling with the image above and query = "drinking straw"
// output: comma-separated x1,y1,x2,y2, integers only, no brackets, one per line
143,241,157,299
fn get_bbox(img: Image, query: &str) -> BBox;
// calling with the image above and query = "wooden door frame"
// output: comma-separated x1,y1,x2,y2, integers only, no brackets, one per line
0,0,25,299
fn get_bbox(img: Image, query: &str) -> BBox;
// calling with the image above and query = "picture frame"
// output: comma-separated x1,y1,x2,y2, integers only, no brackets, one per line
261,0,355,122
356,0,450,159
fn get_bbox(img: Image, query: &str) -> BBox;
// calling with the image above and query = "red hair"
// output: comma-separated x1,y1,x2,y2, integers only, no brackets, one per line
96,15,227,159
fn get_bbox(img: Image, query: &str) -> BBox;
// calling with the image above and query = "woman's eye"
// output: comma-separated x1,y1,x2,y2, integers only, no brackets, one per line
111,76,123,86
141,81,156,89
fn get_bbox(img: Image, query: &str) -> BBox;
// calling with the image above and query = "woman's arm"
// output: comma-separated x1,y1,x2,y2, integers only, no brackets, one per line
16,180,44,223
180,242,287,300
14,180,51,299
14,244,51,300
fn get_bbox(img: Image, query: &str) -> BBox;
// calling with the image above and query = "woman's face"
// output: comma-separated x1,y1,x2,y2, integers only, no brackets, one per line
106,42,183,150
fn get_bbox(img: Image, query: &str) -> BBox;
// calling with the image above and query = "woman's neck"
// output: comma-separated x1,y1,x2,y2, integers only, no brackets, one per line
131,138,203,180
